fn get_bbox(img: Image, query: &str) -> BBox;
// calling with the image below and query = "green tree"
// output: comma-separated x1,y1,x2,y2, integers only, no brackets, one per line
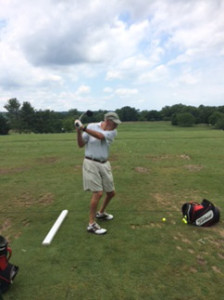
208,111,224,126
116,106,139,121
62,117,74,132
145,110,162,121
34,110,62,133
198,105,216,124
20,101,36,132
0,114,10,135
4,98,21,131
214,116,224,130
171,113,178,125
176,112,196,127
161,104,186,120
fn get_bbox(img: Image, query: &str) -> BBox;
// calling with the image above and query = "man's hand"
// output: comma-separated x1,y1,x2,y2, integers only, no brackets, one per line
74,119,83,130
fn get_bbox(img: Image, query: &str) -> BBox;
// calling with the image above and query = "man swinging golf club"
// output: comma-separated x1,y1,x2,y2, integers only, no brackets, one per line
75,112,121,235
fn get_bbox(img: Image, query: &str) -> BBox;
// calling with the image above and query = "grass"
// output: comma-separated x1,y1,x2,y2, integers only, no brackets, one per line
0,122,224,300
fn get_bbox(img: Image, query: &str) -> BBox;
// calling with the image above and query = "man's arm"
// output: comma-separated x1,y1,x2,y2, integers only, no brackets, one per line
84,127,105,140
76,127,104,148
75,119,105,147
76,128,86,148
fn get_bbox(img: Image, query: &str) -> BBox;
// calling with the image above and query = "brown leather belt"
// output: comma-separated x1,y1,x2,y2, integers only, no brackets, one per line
85,156,107,164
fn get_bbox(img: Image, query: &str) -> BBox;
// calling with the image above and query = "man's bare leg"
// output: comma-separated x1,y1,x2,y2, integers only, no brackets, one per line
89,191,103,224
99,191,115,213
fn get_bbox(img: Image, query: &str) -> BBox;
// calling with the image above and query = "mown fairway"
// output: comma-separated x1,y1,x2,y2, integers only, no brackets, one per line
0,122,224,300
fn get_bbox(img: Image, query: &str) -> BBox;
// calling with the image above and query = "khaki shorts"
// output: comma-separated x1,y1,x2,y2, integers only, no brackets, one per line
83,158,115,192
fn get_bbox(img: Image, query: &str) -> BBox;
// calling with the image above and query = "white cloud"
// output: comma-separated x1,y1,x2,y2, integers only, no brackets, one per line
0,0,224,111
104,87,113,93
76,85,91,95
138,65,168,83
115,88,138,97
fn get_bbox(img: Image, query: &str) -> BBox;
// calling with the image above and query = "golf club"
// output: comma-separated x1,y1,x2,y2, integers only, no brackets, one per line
75,110,93,128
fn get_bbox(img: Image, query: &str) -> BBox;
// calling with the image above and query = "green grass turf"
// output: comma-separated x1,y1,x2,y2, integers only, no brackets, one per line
0,122,224,299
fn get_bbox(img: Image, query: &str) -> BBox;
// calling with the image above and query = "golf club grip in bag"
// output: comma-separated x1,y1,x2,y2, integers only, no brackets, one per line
182,199,220,227
0,236,19,294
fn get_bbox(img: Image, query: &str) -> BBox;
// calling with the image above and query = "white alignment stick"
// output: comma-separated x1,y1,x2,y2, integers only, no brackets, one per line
42,210,68,245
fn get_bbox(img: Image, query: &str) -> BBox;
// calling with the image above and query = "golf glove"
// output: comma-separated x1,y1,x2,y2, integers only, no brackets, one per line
74,119,83,129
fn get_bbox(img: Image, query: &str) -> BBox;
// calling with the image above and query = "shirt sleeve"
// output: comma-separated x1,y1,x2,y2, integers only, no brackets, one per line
102,130,117,145
82,132,89,143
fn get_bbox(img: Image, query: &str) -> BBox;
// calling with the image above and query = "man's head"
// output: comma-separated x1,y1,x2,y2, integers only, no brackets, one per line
104,112,121,125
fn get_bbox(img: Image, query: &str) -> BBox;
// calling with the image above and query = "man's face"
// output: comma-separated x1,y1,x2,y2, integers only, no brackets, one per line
107,119,118,130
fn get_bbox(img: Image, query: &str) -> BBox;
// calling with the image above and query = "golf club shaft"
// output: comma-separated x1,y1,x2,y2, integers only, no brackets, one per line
79,112,86,121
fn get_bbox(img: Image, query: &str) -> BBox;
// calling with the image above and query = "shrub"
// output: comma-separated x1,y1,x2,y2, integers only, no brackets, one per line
0,114,10,135
215,116,224,130
176,112,196,127
209,111,224,126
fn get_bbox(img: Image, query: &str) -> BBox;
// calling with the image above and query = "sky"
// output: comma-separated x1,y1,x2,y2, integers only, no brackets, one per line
0,0,224,112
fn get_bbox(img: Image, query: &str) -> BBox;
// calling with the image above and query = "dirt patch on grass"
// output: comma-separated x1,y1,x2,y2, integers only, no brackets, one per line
189,267,198,273
22,218,31,227
130,222,162,229
145,154,170,161
38,193,54,205
181,238,192,245
37,156,60,164
145,154,191,161
184,165,203,172
0,167,30,175
74,165,82,171
135,167,149,173
110,154,119,161
217,253,224,259
211,266,222,274
13,192,55,207
179,154,191,160
152,193,177,210
197,256,207,265
0,219,12,232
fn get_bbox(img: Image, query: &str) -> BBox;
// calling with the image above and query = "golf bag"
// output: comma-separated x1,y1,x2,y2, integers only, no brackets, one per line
182,199,220,227
0,236,19,294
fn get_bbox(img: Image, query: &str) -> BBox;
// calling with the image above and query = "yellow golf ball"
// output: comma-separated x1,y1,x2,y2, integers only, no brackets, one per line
182,217,188,224
162,217,166,222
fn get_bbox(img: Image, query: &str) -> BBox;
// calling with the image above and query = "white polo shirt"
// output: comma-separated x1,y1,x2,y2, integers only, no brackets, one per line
82,122,117,161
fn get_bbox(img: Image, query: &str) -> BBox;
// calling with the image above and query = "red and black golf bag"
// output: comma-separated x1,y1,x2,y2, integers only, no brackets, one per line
0,236,19,294
182,199,220,227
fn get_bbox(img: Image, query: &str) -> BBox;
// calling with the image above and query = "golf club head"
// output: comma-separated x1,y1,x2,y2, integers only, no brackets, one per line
78,110,93,121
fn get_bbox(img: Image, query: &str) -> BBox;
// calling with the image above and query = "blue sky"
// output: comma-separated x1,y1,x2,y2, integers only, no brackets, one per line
0,0,224,112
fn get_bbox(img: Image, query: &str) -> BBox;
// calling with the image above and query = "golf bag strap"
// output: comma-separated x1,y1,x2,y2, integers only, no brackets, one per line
0,274,11,284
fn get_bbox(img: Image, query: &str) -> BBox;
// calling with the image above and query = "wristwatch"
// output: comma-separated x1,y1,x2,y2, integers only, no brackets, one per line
83,126,87,131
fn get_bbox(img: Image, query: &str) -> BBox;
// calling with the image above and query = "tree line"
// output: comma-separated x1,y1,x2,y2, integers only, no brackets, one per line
1,98,224,135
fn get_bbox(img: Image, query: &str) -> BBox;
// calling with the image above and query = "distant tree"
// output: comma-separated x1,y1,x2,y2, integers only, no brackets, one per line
0,114,10,135
176,112,196,127
138,110,148,121
62,117,74,132
187,106,200,123
217,106,224,113
215,116,224,130
93,110,107,122
4,98,21,131
20,101,36,132
116,106,139,121
161,104,184,120
34,110,62,133
197,105,216,124
67,109,79,119
171,113,178,125
146,110,162,121
208,111,224,126
139,110,161,121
